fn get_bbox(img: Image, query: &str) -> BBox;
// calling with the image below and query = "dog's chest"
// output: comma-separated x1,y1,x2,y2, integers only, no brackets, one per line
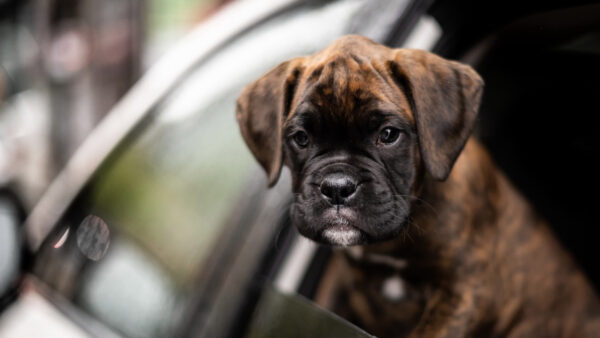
330,247,426,336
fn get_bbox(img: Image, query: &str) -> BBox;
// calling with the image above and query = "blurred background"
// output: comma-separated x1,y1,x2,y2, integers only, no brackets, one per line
0,0,231,208
1,0,599,337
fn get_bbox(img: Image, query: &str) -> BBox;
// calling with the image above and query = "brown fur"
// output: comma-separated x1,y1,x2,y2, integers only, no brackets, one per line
236,35,600,337
318,139,600,337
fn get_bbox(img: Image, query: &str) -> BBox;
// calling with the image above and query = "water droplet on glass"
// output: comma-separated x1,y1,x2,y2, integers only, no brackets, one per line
76,215,110,261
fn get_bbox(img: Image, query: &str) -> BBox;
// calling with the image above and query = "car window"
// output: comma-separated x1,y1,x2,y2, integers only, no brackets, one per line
34,1,371,337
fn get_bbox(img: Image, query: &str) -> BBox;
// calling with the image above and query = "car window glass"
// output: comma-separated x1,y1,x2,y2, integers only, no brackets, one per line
246,286,374,338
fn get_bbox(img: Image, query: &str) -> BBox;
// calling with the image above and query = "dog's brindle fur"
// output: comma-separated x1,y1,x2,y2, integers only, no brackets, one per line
236,35,600,337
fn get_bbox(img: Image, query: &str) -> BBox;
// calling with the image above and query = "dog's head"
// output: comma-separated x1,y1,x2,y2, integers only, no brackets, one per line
236,35,483,246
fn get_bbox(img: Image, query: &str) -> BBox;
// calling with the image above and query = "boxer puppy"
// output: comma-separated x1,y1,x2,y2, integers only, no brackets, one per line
236,35,600,337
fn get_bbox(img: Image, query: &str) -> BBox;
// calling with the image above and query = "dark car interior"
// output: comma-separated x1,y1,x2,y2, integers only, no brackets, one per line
431,0,600,287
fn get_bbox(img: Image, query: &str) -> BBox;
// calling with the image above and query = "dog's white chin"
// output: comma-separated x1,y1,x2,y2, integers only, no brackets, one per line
322,226,361,246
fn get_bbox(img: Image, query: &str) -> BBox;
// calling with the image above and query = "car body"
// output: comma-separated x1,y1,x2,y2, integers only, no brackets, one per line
2,0,600,337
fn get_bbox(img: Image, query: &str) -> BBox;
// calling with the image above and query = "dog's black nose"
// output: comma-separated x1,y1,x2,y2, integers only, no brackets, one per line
320,174,357,205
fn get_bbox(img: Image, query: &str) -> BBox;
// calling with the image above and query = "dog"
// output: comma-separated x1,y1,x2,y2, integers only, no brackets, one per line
236,35,600,337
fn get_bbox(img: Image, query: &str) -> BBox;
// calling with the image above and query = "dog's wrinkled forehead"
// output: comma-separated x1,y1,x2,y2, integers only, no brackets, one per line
236,34,484,186
288,36,413,123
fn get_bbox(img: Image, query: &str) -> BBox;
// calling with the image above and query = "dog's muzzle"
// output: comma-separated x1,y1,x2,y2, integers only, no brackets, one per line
317,172,364,246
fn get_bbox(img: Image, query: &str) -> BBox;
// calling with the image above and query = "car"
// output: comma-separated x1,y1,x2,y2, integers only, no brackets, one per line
2,0,599,337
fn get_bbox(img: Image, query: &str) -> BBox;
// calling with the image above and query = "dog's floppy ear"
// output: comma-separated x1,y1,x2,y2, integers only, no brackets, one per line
388,49,484,180
236,59,304,187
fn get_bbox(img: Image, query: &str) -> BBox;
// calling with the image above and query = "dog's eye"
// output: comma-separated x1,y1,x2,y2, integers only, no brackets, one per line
378,127,402,145
292,131,309,148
